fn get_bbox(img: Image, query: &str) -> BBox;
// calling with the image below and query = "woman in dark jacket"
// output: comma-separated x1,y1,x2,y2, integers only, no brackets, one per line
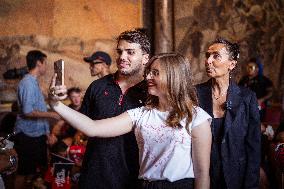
196,38,261,189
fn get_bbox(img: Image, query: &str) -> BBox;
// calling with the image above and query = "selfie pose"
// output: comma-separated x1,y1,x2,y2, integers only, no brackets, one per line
49,53,212,189
77,30,150,189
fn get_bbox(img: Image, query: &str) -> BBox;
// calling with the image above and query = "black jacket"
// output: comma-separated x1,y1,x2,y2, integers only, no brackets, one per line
196,80,261,189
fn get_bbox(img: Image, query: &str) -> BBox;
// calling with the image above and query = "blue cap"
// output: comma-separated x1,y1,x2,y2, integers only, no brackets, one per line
83,51,112,65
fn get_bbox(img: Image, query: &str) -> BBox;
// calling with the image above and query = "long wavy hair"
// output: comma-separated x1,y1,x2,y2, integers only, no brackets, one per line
145,53,198,132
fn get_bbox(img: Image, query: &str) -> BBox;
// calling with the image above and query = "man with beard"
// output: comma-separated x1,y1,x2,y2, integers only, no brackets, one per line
78,29,150,189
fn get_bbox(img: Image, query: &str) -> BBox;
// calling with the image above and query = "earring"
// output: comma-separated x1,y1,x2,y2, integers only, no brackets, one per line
228,69,232,79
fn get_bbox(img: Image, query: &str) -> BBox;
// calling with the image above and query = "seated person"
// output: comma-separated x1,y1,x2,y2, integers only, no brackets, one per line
45,140,71,189
50,87,84,146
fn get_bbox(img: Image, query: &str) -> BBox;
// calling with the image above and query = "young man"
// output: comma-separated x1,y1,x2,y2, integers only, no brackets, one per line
14,50,60,189
79,30,150,189
67,87,82,111
49,87,83,146
239,58,273,120
83,51,112,78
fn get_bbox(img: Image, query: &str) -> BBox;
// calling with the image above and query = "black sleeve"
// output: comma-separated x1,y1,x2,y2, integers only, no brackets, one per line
79,83,94,118
244,92,261,189
238,76,247,86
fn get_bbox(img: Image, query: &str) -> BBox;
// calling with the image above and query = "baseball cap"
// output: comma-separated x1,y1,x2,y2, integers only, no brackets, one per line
83,51,112,65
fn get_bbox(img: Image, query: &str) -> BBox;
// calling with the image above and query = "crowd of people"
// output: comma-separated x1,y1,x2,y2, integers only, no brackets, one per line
0,28,281,189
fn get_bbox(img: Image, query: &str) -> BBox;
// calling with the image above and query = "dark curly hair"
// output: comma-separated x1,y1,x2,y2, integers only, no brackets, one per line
211,38,240,61
117,29,151,54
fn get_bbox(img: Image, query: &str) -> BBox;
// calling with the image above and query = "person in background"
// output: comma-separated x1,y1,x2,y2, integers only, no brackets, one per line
44,140,71,189
239,57,274,189
14,50,61,189
196,38,261,189
83,51,112,78
50,87,83,146
49,87,86,189
238,57,273,121
49,53,212,189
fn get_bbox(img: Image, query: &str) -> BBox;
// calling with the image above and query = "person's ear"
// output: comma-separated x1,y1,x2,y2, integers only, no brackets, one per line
35,60,42,68
229,60,237,70
142,54,149,66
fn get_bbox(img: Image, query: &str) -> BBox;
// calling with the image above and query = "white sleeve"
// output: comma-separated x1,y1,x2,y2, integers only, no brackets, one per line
191,107,212,129
127,107,145,126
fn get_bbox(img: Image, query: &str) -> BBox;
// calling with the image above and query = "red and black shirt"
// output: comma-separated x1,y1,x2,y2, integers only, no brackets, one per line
79,73,147,189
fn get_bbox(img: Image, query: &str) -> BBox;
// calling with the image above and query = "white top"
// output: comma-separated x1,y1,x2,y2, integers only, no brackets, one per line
127,106,211,182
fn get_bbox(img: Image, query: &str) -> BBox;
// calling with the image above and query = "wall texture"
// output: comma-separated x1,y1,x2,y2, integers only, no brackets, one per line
0,0,142,102
0,0,283,103
174,0,284,98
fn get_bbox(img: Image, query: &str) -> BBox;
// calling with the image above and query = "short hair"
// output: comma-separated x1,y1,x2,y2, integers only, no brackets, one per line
67,87,81,96
26,50,47,70
117,29,151,54
51,141,68,154
211,38,240,61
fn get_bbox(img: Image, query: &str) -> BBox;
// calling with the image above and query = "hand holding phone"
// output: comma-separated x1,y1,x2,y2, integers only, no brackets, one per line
54,59,65,97
54,59,64,86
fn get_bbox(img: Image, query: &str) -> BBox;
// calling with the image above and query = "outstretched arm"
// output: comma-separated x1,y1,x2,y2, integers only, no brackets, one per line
50,102,133,137
48,74,133,138
192,120,212,189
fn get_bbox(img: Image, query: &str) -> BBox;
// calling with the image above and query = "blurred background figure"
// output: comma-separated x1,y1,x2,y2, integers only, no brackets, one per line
239,57,275,189
49,87,86,188
83,51,112,78
239,57,273,121
67,87,82,111
14,50,61,189
50,87,84,146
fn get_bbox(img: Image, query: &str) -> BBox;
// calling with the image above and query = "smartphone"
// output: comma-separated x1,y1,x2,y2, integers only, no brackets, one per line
54,59,64,86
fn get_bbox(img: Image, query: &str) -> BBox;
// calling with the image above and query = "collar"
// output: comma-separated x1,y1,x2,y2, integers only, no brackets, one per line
107,71,147,90
200,79,241,116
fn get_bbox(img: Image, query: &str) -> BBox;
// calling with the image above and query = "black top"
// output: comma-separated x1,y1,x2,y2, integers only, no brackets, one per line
212,117,225,144
211,117,227,188
79,73,148,189
238,75,273,99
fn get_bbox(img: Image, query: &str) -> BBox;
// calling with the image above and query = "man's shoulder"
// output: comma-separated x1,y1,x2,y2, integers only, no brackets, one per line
84,74,115,99
88,74,114,87
19,74,31,82
261,75,273,86
132,80,148,91
238,76,249,84
18,74,36,88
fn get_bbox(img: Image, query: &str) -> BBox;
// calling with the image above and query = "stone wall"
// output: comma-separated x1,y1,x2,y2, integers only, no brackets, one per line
174,0,284,97
0,0,142,103
1,0,283,103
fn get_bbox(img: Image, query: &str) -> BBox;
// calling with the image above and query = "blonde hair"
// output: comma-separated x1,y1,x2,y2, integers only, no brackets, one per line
145,53,198,132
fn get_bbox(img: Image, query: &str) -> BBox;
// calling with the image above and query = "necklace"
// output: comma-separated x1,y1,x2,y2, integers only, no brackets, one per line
212,90,227,100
